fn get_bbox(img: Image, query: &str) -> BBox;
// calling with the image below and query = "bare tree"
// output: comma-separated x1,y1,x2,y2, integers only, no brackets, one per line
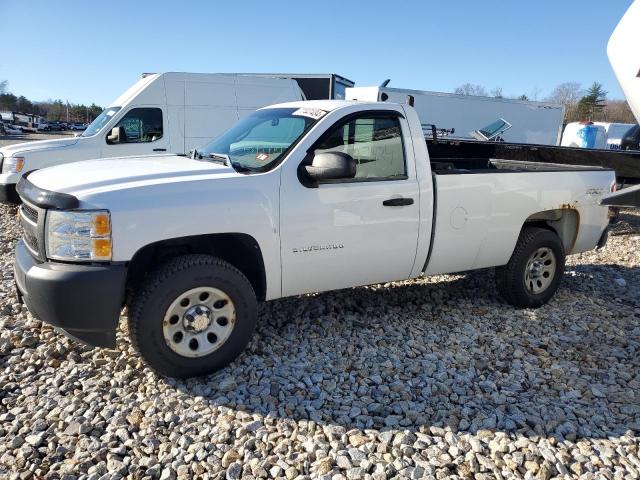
0,80,7,95
454,83,488,97
546,82,583,106
490,87,504,99
529,87,543,101
601,101,636,123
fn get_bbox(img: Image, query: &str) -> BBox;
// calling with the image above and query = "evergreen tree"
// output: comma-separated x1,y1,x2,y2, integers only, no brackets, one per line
577,82,607,120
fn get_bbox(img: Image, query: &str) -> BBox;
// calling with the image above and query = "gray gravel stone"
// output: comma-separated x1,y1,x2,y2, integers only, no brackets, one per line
0,203,639,478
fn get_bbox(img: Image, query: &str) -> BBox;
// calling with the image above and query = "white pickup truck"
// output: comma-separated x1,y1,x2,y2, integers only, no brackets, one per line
13,99,616,377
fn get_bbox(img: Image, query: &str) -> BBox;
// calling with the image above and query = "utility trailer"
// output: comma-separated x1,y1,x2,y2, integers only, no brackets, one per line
426,138,640,186
347,86,565,145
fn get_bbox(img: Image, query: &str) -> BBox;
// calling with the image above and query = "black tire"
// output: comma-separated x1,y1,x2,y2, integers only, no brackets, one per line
496,226,565,308
128,254,257,378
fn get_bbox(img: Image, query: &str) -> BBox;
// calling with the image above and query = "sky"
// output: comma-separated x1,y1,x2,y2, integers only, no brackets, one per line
0,0,634,107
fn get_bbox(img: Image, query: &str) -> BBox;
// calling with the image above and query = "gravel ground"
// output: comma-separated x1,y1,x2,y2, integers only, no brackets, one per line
0,203,638,480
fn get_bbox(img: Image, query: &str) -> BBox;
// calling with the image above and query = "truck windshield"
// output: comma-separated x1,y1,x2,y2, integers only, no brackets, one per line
81,107,122,137
199,107,322,172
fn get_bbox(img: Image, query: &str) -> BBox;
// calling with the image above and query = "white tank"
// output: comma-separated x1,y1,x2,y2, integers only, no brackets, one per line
561,122,607,149
608,0,640,123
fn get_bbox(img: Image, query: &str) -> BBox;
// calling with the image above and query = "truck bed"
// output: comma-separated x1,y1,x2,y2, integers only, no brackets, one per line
427,138,640,183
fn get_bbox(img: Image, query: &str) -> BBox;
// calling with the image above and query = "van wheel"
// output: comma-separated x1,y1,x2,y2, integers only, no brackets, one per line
495,227,565,308
128,255,257,378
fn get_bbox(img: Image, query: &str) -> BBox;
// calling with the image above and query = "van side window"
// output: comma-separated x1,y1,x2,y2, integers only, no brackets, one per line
314,115,406,180
111,108,163,143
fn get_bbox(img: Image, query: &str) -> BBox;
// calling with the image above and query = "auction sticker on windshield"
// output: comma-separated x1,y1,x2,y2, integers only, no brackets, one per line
292,108,327,120
256,152,269,162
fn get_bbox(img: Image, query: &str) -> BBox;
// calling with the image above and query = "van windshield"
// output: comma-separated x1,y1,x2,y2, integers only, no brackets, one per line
198,107,323,172
81,107,122,137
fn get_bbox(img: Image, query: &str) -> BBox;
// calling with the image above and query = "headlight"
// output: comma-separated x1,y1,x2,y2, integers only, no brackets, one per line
46,210,112,261
3,156,24,173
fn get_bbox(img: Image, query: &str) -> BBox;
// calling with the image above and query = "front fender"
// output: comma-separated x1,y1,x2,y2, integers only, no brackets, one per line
83,175,282,299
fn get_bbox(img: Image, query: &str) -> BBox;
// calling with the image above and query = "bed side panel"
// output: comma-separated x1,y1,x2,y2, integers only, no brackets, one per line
425,170,612,275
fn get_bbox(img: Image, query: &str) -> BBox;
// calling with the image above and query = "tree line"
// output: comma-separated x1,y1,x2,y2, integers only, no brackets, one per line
454,81,636,124
0,81,103,123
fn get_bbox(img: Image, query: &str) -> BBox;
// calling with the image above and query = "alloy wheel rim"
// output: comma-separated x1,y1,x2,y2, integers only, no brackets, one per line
163,287,236,358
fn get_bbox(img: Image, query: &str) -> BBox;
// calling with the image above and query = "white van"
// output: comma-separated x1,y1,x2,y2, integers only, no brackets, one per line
0,73,306,203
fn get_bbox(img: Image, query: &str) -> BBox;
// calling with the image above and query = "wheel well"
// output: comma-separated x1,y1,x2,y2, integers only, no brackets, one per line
126,233,267,300
523,208,580,253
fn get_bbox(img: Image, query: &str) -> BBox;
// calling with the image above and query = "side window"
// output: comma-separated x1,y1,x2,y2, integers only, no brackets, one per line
314,115,406,180
111,108,163,143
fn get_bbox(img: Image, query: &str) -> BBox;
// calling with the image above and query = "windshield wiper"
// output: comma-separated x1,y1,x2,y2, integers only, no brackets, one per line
206,152,231,166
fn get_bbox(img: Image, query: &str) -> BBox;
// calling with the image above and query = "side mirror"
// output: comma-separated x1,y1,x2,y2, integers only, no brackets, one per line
305,152,356,182
106,126,126,144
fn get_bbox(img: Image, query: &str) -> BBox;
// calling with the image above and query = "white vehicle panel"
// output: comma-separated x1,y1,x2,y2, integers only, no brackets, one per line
184,106,238,152
425,170,612,275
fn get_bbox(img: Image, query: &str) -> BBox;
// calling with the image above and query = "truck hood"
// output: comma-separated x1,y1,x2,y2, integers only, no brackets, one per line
0,137,79,157
26,154,238,198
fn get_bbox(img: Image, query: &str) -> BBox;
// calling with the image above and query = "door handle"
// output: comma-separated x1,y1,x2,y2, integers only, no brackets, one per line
153,148,167,152
383,197,414,207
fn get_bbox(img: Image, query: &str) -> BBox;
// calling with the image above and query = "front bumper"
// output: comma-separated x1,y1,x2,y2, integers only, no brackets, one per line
14,240,127,348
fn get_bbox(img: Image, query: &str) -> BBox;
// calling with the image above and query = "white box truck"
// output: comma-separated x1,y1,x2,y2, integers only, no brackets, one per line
346,86,565,145
0,73,352,203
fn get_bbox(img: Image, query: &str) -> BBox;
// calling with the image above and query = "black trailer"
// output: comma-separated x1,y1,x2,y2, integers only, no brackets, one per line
427,138,640,186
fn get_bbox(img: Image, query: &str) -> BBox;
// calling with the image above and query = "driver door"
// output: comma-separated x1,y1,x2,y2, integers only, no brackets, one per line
279,111,420,297
102,107,170,157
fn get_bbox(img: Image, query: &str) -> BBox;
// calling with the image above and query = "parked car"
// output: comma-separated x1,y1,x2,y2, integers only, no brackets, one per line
2,123,23,135
47,122,66,132
13,99,622,377
69,122,86,131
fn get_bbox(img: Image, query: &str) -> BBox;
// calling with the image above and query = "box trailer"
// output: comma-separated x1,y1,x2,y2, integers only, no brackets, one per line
246,73,354,100
346,86,565,145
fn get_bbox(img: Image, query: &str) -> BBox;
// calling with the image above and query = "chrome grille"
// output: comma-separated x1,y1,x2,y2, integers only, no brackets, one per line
21,203,38,224
23,230,39,254
19,201,43,259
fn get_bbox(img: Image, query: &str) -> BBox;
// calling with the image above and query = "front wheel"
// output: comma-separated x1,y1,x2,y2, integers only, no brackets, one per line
496,226,565,308
127,255,257,378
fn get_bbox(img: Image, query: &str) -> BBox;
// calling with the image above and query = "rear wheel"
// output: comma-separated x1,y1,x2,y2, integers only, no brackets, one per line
128,254,257,378
496,226,565,308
